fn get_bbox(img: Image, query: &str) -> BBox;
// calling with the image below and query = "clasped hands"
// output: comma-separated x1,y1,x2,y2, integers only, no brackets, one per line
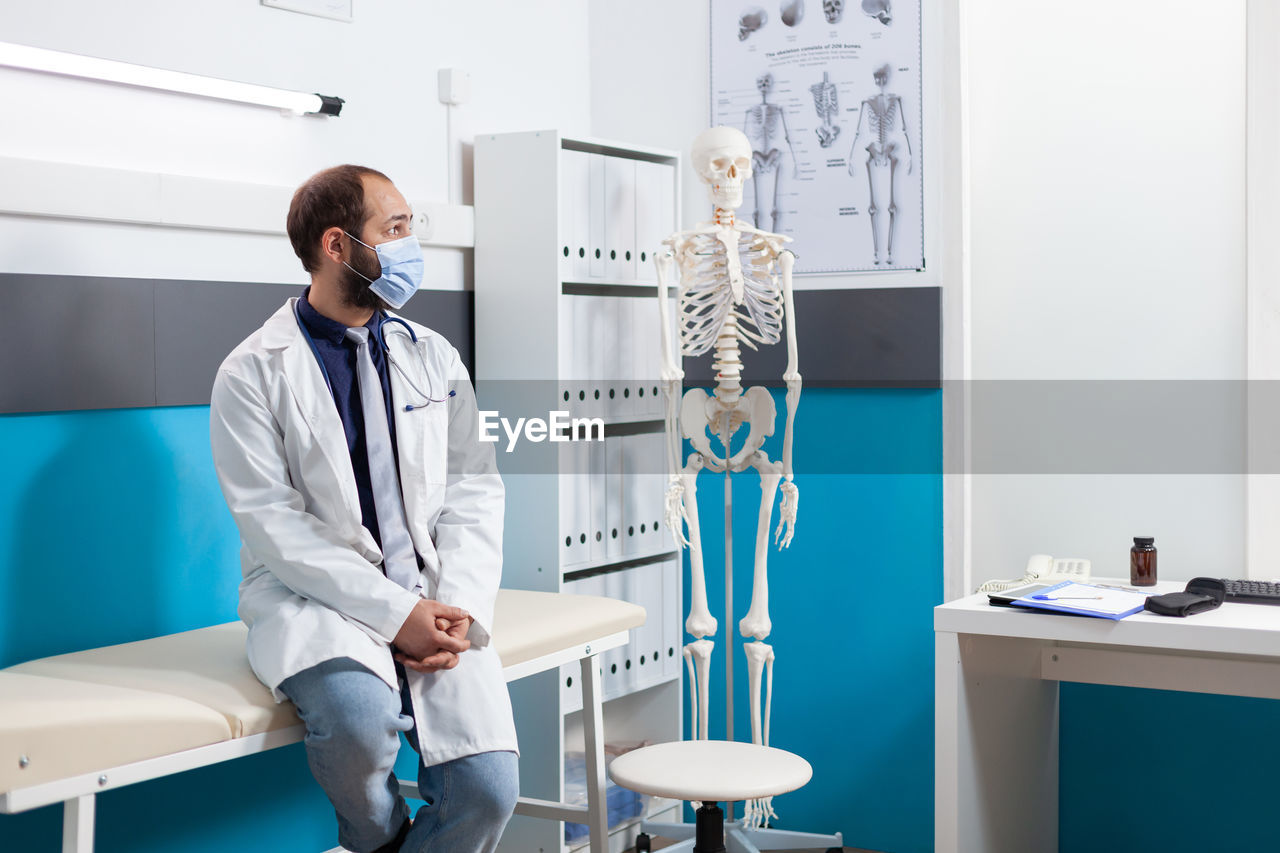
392,598,473,673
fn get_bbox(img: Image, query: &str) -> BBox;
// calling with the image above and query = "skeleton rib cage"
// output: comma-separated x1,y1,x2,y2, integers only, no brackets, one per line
810,77,839,119
866,95,901,145
671,230,785,357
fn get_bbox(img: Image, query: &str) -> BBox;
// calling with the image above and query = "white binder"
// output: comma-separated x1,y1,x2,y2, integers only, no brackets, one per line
563,149,591,281
605,435,624,561
558,571,605,712
558,295,577,420
633,293,660,420
584,294,609,420
638,431,667,554
604,155,636,282
620,434,642,558
568,293,591,421
633,160,671,284
559,439,590,569
610,297,633,420
588,154,606,279
601,568,629,697
588,435,607,563
661,558,681,680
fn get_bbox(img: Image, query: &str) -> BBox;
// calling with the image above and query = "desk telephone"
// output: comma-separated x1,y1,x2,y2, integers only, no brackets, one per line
978,554,1092,594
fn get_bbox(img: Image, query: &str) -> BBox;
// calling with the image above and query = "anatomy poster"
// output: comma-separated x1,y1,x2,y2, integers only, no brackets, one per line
710,0,924,274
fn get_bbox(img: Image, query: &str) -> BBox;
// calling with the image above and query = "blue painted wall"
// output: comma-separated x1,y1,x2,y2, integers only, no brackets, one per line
680,387,943,853
1060,684,1280,851
0,406,345,852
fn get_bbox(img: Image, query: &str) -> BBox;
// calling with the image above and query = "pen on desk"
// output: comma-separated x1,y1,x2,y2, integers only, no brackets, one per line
1031,594,1104,601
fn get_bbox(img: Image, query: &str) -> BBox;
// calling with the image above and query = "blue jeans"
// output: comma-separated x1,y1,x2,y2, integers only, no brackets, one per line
278,656,519,853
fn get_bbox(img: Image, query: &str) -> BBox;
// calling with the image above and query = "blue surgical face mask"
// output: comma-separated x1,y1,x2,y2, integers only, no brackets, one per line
342,231,424,309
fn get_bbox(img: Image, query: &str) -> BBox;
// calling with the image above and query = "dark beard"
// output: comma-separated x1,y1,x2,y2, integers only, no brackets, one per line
339,246,390,312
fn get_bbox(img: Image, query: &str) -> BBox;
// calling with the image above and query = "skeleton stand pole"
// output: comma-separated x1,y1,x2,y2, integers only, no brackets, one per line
721,411,735,821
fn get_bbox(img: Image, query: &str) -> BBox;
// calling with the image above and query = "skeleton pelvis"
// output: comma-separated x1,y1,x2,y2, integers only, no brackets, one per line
680,386,777,471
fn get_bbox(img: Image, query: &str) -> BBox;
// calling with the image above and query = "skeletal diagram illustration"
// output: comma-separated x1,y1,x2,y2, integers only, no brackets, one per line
780,0,804,26
738,6,767,40
656,126,801,829
810,71,840,148
743,72,797,232
822,0,845,23
862,0,892,25
848,64,912,265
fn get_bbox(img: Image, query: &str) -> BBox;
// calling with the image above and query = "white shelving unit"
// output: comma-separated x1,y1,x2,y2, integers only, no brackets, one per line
474,130,685,853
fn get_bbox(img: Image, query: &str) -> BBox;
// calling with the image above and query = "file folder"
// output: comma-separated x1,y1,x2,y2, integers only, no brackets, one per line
604,155,637,282
588,154,606,279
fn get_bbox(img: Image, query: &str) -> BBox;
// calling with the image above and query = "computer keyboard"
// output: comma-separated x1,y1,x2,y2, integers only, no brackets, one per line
1221,579,1280,605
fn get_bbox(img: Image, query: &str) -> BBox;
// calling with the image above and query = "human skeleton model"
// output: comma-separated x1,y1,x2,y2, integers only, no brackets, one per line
655,126,801,828
848,64,912,265
862,0,892,25
743,73,798,233
810,71,840,149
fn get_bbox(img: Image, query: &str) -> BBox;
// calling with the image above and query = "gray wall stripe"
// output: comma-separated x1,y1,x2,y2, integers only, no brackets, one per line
0,274,473,414
683,287,940,388
0,274,934,414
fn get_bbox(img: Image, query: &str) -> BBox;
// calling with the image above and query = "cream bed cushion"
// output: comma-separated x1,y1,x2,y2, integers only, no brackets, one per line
4,623,299,739
0,589,645,796
0,672,232,794
491,590,646,667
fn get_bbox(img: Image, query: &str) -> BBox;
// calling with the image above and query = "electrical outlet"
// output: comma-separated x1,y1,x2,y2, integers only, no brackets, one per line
412,210,432,240
438,68,471,106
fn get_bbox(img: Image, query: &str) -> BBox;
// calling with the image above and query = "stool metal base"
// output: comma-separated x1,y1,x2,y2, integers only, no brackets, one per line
640,812,844,853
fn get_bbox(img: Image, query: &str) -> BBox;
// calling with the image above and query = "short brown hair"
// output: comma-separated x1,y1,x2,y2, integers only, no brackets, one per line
286,164,391,273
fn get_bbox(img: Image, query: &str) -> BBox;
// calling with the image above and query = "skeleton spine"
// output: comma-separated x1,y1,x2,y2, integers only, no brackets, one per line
712,313,744,405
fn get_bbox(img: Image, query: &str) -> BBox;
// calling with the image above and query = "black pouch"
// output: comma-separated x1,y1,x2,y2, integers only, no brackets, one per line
1143,577,1226,617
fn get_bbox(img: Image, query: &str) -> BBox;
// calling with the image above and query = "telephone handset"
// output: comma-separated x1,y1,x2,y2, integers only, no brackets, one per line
977,554,1092,594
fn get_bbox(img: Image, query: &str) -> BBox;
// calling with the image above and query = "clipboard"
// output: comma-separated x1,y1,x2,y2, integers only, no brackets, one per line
1009,580,1150,620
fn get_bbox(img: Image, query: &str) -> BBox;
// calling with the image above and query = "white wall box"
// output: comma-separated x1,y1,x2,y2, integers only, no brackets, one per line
475,130,684,853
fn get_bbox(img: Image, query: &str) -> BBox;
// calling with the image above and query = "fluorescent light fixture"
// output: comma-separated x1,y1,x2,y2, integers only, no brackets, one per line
0,41,343,116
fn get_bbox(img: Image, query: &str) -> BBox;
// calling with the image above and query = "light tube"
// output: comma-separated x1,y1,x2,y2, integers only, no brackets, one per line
0,41,343,116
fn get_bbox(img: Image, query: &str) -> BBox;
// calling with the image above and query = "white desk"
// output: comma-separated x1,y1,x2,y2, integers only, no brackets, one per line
935,580,1280,853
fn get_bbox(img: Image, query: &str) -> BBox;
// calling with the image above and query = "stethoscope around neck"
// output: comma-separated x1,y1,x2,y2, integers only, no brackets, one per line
292,300,454,412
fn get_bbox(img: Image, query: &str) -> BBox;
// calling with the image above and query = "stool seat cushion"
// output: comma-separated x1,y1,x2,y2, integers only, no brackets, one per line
608,740,812,803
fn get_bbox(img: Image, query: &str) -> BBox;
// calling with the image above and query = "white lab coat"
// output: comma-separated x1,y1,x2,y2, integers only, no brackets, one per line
209,297,517,766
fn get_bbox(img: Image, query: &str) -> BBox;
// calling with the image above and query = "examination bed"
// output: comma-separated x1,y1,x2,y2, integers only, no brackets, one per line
0,588,644,853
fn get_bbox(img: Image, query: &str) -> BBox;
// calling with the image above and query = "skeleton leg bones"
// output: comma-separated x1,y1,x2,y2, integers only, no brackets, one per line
682,639,714,741
744,641,778,828
738,452,783,642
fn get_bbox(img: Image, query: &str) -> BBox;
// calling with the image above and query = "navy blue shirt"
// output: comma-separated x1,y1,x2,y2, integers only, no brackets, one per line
296,287,402,550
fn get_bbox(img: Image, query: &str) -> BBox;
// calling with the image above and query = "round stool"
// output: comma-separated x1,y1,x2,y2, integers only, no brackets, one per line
609,740,821,853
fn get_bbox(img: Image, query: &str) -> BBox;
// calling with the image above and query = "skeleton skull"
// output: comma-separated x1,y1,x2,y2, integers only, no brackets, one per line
861,0,891,26
823,0,844,23
780,0,804,27
691,126,753,212
756,72,775,96
739,7,768,40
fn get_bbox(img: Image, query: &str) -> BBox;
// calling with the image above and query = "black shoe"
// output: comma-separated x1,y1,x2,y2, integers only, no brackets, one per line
369,816,413,853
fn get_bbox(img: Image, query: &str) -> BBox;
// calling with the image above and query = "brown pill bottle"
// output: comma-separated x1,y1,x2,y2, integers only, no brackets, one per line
1130,537,1157,587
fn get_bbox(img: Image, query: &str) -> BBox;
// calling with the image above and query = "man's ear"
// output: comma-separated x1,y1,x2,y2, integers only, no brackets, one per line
320,226,346,265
